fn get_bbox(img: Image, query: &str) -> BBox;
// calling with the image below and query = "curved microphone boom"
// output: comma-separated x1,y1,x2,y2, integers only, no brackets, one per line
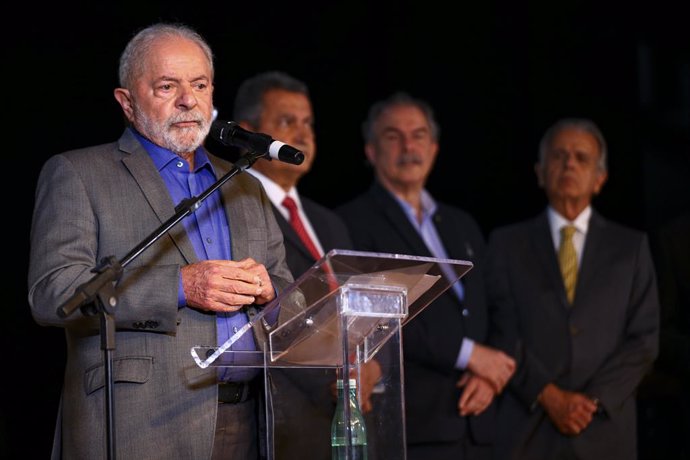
210,120,304,165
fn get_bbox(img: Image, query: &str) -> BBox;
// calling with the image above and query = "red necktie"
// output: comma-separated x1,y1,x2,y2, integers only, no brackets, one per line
281,196,322,262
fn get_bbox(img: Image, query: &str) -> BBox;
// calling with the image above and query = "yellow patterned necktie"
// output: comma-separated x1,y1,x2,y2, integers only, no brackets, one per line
558,225,578,304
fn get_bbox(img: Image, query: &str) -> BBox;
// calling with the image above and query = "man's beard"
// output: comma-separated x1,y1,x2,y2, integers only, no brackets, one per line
133,104,211,155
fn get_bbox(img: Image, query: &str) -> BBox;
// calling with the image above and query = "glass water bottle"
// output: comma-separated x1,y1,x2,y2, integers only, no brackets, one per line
331,378,368,460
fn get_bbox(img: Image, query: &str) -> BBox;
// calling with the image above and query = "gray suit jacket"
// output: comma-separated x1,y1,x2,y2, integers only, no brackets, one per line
484,210,659,460
28,129,293,459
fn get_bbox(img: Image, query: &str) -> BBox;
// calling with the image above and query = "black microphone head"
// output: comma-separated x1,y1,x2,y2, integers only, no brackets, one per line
289,149,305,165
210,120,239,146
210,119,304,164
271,143,304,165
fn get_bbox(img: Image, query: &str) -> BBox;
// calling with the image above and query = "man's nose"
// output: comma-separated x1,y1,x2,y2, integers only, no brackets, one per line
176,87,198,109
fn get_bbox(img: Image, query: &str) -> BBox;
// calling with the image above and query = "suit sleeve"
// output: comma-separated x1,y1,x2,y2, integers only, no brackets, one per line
583,234,659,413
28,154,182,333
483,229,522,358
483,229,553,408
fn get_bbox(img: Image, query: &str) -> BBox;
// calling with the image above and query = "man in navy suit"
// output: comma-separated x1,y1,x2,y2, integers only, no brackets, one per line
484,118,660,459
337,92,516,460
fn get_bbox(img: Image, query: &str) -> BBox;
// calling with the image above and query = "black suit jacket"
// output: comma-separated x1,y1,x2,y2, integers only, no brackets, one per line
271,195,353,460
484,209,659,460
336,181,493,448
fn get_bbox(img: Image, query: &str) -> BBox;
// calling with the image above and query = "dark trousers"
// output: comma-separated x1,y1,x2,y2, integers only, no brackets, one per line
212,398,258,459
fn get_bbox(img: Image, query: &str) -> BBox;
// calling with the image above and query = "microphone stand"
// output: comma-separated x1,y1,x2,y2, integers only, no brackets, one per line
56,150,265,460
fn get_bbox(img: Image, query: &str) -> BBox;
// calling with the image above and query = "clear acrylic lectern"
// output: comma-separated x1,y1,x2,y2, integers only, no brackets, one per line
191,249,472,460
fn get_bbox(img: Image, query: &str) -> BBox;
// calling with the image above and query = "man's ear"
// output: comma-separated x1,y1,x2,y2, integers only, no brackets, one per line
364,143,376,166
593,170,608,195
113,88,134,123
534,162,545,188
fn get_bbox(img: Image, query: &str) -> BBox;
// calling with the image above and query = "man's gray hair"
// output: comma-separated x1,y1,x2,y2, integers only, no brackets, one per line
538,118,608,171
118,23,214,89
362,92,440,143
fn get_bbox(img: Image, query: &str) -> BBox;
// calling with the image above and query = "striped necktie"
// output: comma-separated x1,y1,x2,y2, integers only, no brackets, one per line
558,225,578,305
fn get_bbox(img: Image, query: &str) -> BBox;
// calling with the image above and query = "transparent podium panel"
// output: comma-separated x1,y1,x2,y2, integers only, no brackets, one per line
190,249,473,459
267,329,404,460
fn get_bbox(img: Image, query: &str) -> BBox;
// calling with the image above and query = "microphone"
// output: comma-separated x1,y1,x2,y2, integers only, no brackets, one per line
210,120,304,165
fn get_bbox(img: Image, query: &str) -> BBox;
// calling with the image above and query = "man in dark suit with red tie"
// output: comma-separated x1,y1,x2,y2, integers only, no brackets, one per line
229,70,379,459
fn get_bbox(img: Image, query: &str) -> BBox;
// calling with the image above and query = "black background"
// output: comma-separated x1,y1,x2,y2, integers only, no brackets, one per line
5,1,689,457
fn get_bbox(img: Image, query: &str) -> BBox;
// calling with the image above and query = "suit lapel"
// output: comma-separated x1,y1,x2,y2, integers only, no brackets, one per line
576,210,606,302
274,203,315,260
302,198,335,253
530,213,569,308
433,208,473,260
119,130,198,264
369,183,431,257
211,158,252,261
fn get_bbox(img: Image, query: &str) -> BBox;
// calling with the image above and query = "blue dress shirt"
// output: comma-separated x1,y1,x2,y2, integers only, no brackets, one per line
392,189,474,370
133,129,256,381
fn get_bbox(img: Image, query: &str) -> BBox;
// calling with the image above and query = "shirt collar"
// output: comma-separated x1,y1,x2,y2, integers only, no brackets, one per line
391,188,438,225
246,169,299,209
547,205,592,236
131,127,212,173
